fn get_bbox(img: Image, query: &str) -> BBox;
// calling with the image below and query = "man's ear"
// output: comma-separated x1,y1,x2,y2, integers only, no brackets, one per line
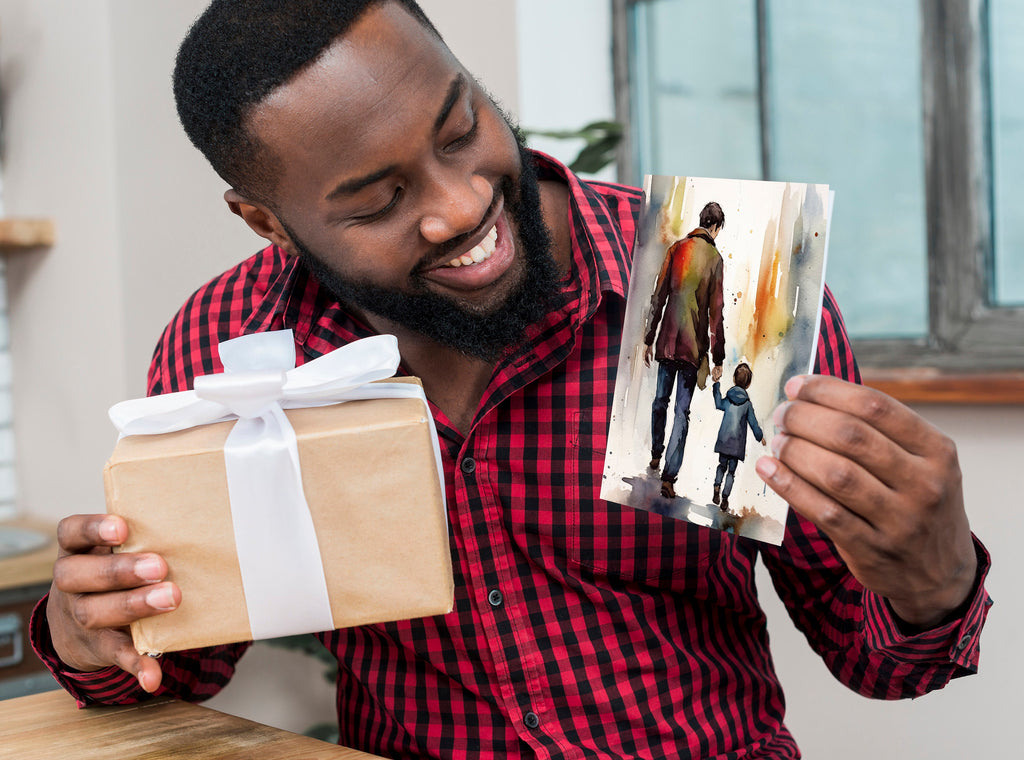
224,189,298,256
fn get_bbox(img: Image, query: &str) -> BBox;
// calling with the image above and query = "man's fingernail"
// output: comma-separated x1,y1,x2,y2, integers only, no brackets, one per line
785,375,808,399
773,402,790,431
98,519,120,542
138,670,153,692
135,557,164,582
756,457,778,479
146,586,177,611
770,434,786,457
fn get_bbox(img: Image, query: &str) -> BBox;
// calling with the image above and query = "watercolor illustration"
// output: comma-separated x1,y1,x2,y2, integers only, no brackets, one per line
602,175,831,544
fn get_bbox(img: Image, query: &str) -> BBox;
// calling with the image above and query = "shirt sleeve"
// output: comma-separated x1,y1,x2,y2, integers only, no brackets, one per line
29,594,251,708
746,404,764,444
758,286,993,698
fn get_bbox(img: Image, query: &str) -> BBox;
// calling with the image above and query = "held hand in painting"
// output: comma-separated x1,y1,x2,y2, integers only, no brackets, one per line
47,514,180,693
711,365,723,383
643,343,654,368
755,376,977,629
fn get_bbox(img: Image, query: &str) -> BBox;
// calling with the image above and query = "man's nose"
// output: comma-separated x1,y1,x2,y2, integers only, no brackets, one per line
418,170,493,245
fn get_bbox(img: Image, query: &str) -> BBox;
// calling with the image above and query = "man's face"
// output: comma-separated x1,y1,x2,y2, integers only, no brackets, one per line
245,2,560,360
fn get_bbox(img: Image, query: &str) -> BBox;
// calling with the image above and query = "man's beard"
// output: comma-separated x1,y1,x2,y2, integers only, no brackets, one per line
288,143,563,362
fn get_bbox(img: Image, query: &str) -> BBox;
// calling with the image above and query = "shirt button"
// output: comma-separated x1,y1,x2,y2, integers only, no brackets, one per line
487,589,504,607
956,634,972,651
524,711,540,729
460,457,476,474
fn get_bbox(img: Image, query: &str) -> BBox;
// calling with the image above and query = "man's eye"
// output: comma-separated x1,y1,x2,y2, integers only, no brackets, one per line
443,110,479,153
353,188,403,222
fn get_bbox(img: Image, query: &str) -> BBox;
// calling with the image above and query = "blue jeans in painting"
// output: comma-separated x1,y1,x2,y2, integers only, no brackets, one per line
651,361,699,483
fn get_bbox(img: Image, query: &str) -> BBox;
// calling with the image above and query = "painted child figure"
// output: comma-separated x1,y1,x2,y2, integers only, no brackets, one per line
711,363,766,513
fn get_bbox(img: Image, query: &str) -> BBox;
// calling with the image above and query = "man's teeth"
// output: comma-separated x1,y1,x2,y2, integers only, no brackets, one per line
446,225,498,268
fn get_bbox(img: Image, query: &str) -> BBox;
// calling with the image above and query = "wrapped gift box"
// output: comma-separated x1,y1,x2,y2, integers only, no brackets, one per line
104,384,453,656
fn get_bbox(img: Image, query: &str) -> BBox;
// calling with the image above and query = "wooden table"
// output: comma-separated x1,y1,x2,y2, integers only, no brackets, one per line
0,689,386,759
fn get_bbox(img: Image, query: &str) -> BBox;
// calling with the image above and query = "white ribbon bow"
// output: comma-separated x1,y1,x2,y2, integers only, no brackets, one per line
111,331,404,435
109,330,435,641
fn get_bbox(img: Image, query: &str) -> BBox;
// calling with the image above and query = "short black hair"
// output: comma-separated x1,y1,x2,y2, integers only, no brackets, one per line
173,0,440,205
733,363,753,389
699,201,725,231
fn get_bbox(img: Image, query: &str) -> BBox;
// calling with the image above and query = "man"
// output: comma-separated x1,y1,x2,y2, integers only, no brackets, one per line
644,201,727,499
34,2,990,758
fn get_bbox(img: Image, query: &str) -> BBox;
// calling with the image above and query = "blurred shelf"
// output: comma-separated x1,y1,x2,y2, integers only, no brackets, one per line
0,218,55,249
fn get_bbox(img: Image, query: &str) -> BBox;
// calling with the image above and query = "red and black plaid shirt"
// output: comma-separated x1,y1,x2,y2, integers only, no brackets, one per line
33,153,991,759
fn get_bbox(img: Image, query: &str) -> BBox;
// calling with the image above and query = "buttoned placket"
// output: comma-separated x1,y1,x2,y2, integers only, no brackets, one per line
452,418,555,753
424,166,614,757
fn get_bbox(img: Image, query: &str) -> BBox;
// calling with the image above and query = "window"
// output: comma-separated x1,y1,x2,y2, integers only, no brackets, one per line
990,1,1024,308
614,0,1024,392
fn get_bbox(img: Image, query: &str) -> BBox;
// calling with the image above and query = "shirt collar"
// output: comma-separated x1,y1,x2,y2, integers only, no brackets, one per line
532,150,631,306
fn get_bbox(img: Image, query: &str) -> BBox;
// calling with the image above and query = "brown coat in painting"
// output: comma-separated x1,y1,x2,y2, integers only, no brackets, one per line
644,228,726,370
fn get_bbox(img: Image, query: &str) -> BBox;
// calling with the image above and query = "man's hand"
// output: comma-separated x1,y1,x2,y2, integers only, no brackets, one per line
47,514,181,693
711,365,723,383
644,344,654,368
755,375,977,629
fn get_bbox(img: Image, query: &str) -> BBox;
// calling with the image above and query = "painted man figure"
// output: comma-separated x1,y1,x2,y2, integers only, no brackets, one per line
644,201,726,499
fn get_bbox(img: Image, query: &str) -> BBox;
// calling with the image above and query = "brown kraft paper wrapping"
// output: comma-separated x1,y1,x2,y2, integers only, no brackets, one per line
103,394,454,655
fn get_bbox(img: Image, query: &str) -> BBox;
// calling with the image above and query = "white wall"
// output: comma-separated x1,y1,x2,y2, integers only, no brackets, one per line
0,1,1017,755
107,0,271,398
1,0,125,522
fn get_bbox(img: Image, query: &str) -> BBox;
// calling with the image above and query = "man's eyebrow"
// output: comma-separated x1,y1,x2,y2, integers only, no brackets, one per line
326,165,398,202
325,74,467,203
434,74,466,134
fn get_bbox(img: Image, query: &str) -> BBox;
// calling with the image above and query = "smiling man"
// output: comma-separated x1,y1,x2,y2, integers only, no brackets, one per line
33,1,991,758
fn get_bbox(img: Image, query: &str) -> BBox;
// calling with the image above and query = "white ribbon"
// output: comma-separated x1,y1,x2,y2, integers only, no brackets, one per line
110,330,444,641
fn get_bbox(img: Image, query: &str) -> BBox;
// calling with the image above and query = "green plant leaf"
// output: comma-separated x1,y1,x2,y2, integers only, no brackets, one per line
570,135,622,174
523,120,623,175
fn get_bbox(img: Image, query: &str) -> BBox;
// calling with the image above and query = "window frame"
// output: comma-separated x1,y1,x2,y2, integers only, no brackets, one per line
612,0,1024,401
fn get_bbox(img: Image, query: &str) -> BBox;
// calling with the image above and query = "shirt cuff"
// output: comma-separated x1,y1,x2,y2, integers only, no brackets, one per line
29,594,148,707
861,535,992,672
